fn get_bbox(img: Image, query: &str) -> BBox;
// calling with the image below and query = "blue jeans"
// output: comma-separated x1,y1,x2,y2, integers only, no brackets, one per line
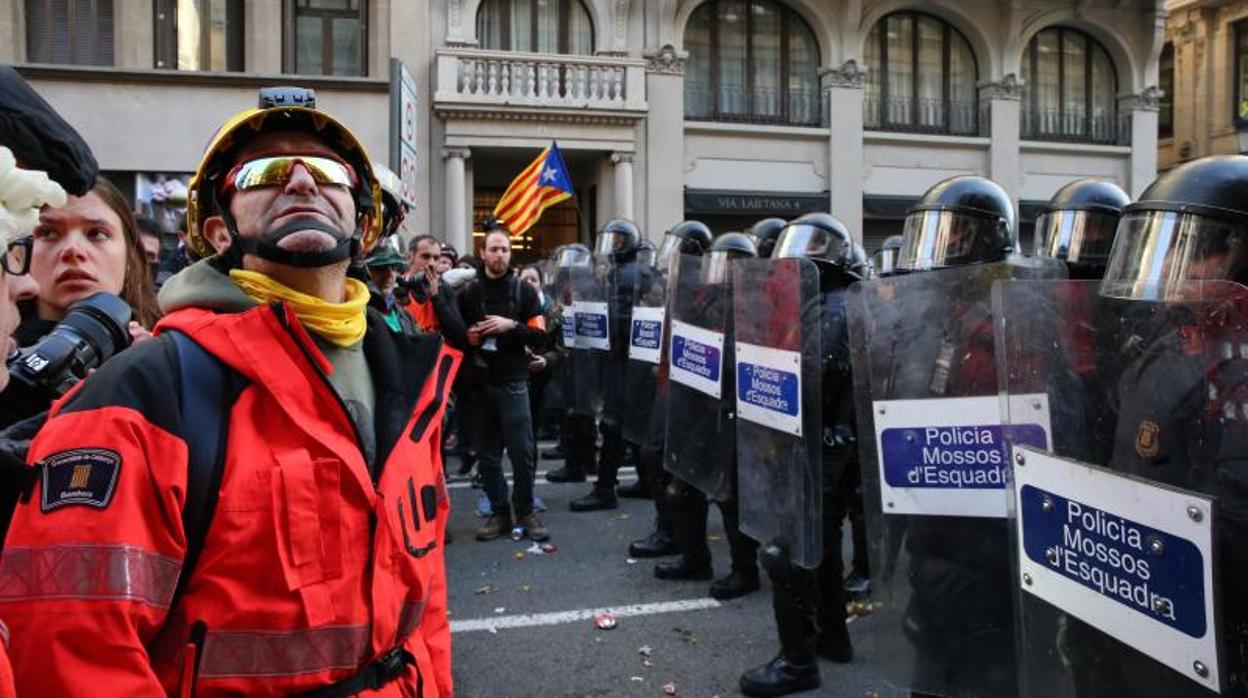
476,380,537,520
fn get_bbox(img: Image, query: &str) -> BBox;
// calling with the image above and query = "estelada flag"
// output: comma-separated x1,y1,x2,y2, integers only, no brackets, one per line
492,142,574,237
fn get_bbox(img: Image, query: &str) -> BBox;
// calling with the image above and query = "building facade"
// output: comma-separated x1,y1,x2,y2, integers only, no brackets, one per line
1159,0,1248,171
2,0,1166,260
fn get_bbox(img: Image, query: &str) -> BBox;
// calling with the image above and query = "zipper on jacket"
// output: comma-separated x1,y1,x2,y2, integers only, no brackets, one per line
273,304,368,470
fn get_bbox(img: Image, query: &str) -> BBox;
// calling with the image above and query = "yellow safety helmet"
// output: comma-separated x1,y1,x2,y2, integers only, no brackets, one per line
186,87,384,263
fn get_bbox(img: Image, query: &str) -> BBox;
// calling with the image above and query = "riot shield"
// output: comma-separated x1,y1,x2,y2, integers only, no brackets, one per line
732,257,823,568
663,253,735,500
568,263,608,415
621,261,667,444
996,279,1247,698
600,258,644,428
847,258,1063,698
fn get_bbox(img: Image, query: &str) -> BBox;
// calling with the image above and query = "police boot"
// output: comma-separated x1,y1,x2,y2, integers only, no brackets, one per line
628,519,677,558
569,485,618,511
628,473,678,557
739,655,820,697
615,479,651,499
547,414,593,483
710,497,760,599
655,481,712,580
741,541,823,695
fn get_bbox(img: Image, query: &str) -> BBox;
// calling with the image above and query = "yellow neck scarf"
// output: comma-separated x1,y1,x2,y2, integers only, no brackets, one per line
230,269,369,347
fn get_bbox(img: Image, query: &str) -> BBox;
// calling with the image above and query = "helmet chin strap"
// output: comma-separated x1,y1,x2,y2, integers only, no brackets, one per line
220,206,360,268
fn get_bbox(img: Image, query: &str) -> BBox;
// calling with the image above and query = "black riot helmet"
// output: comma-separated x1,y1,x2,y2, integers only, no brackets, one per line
744,217,787,259
656,220,713,270
636,239,657,268
1102,155,1248,300
873,235,904,276
594,218,641,261
774,212,862,285
1034,179,1129,279
703,232,758,284
897,176,1015,272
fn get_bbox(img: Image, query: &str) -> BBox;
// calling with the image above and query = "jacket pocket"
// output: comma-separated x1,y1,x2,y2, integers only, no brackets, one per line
272,450,344,623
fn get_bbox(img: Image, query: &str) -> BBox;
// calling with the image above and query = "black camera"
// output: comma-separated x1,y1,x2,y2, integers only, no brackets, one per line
2,292,133,424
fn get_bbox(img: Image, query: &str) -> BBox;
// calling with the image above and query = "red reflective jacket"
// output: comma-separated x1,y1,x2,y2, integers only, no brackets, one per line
0,302,460,697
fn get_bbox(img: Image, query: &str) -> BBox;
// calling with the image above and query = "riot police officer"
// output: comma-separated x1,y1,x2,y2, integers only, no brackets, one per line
658,232,761,600
570,219,647,511
545,244,598,484
629,221,714,557
738,213,866,696
1032,156,1248,698
854,175,1034,698
745,217,787,259
872,234,903,277
1033,178,1129,279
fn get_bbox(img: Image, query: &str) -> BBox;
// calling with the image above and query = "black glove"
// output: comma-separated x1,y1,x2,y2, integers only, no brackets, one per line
0,65,98,195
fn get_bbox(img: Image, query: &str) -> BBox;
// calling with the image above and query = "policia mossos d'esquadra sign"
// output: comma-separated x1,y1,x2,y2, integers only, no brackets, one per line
1011,446,1221,693
996,277,1247,697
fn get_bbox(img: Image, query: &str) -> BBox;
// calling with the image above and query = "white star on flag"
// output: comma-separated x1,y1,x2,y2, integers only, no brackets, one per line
541,167,557,183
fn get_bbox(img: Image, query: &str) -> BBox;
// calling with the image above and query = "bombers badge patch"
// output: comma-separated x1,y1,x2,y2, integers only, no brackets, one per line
1135,420,1161,460
39,448,121,512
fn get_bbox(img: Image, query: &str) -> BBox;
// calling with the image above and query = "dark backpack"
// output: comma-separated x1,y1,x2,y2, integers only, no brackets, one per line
167,331,248,606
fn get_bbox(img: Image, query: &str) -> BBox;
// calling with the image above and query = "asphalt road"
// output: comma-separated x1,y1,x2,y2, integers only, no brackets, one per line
444,449,906,698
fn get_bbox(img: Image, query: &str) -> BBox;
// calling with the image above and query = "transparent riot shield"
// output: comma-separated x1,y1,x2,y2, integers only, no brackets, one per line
847,258,1064,698
568,263,608,415
542,268,577,414
996,279,1246,698
600,259,644,429
621,262,667,444
732,257,823,568
664,253,735,501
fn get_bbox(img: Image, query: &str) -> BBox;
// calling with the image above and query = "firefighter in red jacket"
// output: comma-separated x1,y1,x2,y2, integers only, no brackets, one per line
0,88,460,697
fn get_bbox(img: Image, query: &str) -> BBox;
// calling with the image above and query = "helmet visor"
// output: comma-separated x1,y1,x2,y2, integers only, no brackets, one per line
594,231,634,259
897,210,1005,271
873,247,898,276
774,224,851,262
655,235,684,272
702,250,737,284
1102,210,1248,300
637,245,656,268
1034,210,1118,266
555,246,591,269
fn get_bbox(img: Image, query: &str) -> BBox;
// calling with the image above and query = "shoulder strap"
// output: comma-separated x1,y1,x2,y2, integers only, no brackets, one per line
167,330,245,605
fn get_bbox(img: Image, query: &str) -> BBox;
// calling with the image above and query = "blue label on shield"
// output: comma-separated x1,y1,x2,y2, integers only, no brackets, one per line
737,362,799,417
631,319,662,350
881,424,1047,489
575,312,608,339
672,335,720,382
1020,484,1206,638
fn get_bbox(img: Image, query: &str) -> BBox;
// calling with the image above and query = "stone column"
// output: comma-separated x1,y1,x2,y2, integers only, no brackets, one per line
981,75,1024,214
1123,88,1161,196
443,148,471,253
822,60,866,242
643,44,686,241
611,152,635,220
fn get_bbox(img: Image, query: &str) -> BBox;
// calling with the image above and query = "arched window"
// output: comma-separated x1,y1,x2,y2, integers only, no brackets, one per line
1021,27,1118,144
683,0,821,127
863,11,978,135
476,0,594,55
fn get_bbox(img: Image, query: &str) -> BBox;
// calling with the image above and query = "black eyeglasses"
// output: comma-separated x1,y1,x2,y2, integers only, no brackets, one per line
1,237,32,276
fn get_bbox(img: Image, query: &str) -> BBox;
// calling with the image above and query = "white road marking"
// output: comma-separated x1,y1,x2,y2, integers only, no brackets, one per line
451,598,722,634
445,467,637,490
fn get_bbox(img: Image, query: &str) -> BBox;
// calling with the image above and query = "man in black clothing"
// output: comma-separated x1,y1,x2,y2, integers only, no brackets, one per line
459,229,550,542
